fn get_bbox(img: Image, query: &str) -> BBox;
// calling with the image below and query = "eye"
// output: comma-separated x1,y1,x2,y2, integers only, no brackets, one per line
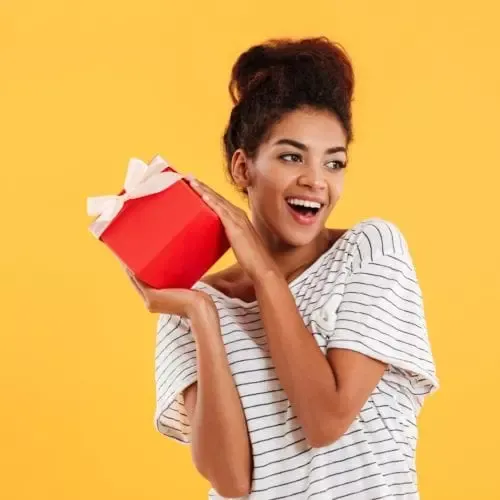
326,160,346,170
280,153,303,163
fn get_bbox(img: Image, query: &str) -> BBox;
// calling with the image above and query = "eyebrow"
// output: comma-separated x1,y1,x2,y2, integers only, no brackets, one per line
273,138,346,155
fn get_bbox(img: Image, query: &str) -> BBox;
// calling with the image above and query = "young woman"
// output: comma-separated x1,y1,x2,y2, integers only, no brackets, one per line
126,37,438,499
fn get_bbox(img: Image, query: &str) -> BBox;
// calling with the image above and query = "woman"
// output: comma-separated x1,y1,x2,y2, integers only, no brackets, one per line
126,37,438,499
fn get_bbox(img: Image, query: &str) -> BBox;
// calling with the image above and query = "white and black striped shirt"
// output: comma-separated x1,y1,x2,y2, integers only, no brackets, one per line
154,217,439,499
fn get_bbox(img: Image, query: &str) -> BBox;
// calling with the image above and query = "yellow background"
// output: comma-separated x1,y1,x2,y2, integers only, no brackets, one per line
1,1,498,499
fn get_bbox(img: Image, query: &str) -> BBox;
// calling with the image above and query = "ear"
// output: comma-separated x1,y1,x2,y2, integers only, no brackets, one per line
230,149,252,193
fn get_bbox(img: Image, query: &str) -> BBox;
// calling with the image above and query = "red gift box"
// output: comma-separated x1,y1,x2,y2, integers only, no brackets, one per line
87,156,230,289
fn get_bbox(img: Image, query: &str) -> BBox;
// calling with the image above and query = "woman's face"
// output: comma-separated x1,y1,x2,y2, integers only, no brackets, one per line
235,106,348,249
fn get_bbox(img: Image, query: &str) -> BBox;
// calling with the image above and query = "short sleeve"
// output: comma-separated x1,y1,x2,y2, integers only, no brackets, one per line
324,246,439,400
154,313,198,444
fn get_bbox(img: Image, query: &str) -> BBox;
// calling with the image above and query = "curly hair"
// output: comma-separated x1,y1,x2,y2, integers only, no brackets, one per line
222,37,355,189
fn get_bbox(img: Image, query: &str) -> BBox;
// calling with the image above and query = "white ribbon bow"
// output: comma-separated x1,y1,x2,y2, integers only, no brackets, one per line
87,154,183,238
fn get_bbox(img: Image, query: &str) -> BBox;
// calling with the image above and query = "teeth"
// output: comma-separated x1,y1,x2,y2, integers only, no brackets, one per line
287,198,322,209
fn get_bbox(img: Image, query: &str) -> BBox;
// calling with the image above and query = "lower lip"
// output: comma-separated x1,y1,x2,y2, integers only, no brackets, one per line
286,203,322,226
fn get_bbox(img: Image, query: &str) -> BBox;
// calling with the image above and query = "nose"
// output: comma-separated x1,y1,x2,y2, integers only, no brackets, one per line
297,164,327,190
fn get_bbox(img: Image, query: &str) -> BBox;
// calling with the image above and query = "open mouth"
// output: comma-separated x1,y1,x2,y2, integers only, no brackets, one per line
285,197,324,222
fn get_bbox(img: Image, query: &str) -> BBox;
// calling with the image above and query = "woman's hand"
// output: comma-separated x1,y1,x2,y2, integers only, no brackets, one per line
123,265,213,318
188,178,278,281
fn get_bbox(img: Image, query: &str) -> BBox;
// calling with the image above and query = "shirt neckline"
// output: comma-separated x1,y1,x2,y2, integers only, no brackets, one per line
195,225,355,308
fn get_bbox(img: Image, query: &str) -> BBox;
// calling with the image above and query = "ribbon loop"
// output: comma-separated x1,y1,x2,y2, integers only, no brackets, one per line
87,155,183,238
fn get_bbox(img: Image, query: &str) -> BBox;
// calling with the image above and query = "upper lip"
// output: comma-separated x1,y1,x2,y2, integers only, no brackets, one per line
285,195,327,206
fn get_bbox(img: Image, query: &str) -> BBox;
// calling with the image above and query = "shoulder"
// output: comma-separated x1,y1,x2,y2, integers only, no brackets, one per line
198,265,243,294
347,217,412,268
195,265,256,303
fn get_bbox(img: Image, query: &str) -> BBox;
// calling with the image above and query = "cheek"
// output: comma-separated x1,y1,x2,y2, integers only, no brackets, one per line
253,164,291,195
248,176,283,213
330,178,345,201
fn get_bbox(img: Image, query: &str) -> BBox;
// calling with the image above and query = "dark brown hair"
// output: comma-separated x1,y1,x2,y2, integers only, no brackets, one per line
222,37,355,188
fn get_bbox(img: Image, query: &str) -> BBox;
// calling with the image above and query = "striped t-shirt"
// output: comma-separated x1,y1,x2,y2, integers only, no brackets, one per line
154,217,439,499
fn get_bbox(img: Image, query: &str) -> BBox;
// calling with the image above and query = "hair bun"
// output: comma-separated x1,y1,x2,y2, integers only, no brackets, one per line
228,37,354,105
229,45,276,104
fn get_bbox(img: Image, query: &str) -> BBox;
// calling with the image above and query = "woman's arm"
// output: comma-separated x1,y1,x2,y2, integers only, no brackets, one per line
253,270,387,449
184,297,252,498
123,268,252,497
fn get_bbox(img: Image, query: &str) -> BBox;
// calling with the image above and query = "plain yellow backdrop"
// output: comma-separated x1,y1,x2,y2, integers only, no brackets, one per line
1,1,499,499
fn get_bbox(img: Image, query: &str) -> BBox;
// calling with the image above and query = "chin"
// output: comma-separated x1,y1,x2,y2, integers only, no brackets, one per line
276,225,323,249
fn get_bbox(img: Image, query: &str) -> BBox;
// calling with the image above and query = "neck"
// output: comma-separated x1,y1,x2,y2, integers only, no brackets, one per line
257,224,334,283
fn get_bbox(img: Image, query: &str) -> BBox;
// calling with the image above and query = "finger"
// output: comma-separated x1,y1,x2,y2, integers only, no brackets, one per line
131,274,153,293
191,182,241,223
122,266,152,298
187,178,245,233
200,192,229,219
117,256,130,272
188,179,226,210
126,272,146,297
188,178,229,206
